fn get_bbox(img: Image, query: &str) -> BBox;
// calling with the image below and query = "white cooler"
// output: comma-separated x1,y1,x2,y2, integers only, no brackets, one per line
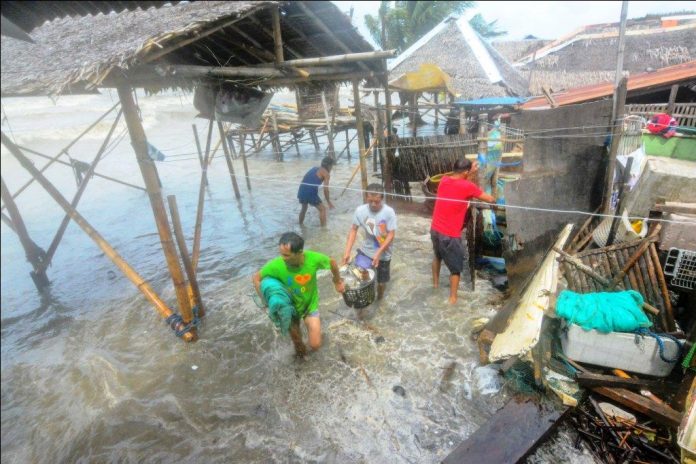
560,323,681,377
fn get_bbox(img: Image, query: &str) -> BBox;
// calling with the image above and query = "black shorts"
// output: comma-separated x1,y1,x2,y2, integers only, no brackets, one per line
430,229,465,275
356,249,391,283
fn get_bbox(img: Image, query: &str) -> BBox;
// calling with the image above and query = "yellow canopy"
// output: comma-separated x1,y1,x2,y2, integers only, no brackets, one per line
388,64,457,95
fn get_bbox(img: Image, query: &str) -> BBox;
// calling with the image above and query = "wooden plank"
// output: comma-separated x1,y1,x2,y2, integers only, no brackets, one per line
592,387,682,428
443,396,568,464
576,372,679,394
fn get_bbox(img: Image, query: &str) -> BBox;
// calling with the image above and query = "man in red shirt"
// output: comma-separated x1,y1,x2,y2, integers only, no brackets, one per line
430,159,495,304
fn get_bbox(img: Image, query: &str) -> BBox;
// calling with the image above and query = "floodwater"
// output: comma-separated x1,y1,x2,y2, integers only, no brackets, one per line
1,90,594,463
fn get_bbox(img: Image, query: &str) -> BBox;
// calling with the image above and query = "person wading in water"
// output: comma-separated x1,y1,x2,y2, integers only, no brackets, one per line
253,232,345,356
430,159,495,304
297,157,335,227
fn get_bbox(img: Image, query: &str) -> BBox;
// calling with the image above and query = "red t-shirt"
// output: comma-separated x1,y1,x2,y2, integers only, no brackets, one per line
430,176,483,237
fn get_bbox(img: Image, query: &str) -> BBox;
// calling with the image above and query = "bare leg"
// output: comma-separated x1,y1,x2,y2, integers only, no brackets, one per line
304,316,322,351
432,257,441,288
377,283,386,300
316,203,327,227
299,203,308,226
289,319,307,356
449,274,460,304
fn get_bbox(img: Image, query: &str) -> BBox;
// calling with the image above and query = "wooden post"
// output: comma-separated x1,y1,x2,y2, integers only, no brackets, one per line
226,128,238,158
309,129,320,152
2,131,195,341
167,195,205,318
291,130,301,157
321,91,335,158
218,119,241,200
606,157,633,246
38,110,123,274
272,6,284,63
374,91,384,175
476,113,488,189
353,78,369,200
192,119,214,273
433,92,439,128
192,124,208,187
383,77,393,195
0,176,49,290
603,76,628,214
459,107,467,134
117,87,194,325
239,132,251,190
612,0,629,122
667,84,679,114
411,93,418,137
271,111,282,161
344,128,351,159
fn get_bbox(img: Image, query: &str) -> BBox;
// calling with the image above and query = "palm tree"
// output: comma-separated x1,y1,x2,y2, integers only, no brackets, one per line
364,1,505,53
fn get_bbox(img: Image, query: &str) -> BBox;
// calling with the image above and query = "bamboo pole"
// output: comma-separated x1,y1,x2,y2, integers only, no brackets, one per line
0,176,49,290
2,131,194,341
15,145,146,192
353,78,369,200
649,243,676,331
277,50,396,67
3,102,121,210
239,132,251,190
1,211,16,232
217,119,241,200
374,91,383,174
477,113,488,188
192,123,208,187
167,195,205,318
603,76,628,214
191,119,214,274
38,110,123,274
340,139,377,198
271,111,282,161
272,6,284,63
117,86,194,325
321,92,335,158
309,128,320,152
255,117,269,152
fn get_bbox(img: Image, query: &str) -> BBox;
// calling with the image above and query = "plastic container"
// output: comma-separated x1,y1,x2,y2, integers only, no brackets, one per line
341,268,376,309
560,323,680,377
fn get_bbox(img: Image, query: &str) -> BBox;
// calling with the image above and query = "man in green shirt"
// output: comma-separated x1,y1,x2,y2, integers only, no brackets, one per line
253,232,345,356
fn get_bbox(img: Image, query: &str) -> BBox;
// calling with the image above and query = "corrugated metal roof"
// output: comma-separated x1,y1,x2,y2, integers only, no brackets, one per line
521,61,696,109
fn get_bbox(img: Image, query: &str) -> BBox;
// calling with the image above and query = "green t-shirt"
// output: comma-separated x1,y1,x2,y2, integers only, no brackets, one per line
259,250,331,317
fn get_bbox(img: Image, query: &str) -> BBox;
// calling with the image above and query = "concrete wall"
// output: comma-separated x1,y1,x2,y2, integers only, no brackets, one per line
504,100,612,289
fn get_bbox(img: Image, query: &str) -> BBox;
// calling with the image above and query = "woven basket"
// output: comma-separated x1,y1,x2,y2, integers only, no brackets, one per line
342,269,376,309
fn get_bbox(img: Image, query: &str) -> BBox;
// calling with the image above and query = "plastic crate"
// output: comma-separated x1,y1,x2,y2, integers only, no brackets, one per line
664,248,696,290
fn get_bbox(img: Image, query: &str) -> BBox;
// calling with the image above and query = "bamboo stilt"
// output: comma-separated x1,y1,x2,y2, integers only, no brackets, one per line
218,119,241,200
192,120,214,273
374,91,384,176
352,78,369,200
239,132,251,190
192,123,208,187
38,110,123,274
271,111,282,161
321,91,335,158
117,86,194,325
2,102,120,212
1,211,16,232
309,128,320,152
2,131,194,341
344,128,351,159
0,176,49,290
291,130,301,157
433,92,439,128
167,195,205,318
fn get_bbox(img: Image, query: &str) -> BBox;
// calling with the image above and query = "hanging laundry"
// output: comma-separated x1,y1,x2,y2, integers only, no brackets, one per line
147,141,165,161
646,113,677,138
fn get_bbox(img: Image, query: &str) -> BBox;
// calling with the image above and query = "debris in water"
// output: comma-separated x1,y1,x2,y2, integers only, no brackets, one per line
439,361,457,392
191,365,198,370
392,385,406,397
470,318,490,335
107,270,116,280
374,336,385,344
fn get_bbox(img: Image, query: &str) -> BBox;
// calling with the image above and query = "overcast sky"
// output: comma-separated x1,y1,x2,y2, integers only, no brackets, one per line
332,1,695,43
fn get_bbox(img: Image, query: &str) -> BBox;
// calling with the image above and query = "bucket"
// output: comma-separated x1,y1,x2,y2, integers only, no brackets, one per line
341,267,376,309
592,209,648,247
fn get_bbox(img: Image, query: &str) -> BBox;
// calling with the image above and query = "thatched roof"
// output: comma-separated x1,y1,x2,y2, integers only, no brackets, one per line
1,1,378,97
389,16,529,100
519,22,696,94
491,39,551,63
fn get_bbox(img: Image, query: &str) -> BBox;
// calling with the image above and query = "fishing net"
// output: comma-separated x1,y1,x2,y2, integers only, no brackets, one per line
504,361,537,394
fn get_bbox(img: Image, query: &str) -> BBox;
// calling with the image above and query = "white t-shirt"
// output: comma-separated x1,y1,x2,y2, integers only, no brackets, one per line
352,203,397,261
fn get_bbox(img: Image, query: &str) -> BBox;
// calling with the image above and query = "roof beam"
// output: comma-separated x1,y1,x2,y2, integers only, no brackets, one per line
273,50,395,67
245,14,302,60
227,24,277,62
294,2,371,72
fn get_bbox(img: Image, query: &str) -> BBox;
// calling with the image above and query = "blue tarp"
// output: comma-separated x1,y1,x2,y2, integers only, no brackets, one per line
453,96,528,107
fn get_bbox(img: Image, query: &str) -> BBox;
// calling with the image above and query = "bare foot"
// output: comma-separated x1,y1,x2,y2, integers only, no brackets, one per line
293,342,308,358
448,297,457,305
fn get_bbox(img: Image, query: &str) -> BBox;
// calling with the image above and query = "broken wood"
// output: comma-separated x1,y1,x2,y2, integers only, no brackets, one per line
592,386,682,428
443,396,568,464
577,372,679,395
